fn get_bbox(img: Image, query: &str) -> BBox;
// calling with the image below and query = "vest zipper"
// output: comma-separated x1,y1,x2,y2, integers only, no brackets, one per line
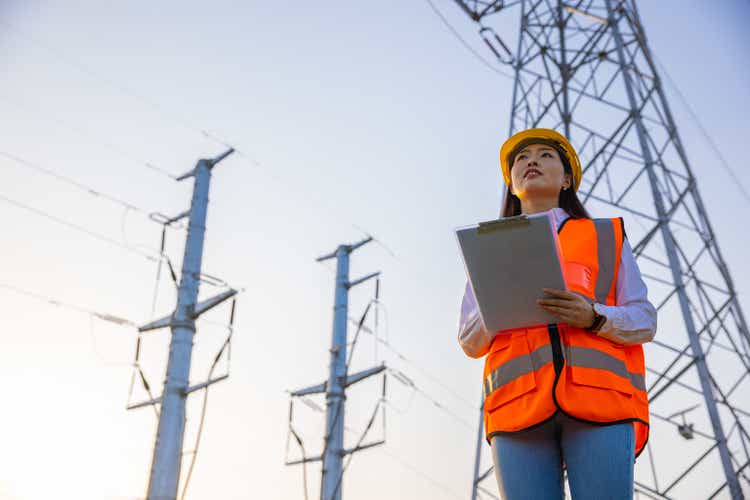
547,324,564,376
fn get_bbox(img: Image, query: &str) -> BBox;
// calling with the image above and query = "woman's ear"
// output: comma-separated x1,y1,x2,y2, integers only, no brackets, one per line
562,173,572,191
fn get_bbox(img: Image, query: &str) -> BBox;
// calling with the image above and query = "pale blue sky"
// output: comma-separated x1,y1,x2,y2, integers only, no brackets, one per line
0,1,748,499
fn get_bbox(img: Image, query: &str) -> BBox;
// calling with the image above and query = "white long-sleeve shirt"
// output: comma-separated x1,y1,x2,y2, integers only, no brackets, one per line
458,208,657,358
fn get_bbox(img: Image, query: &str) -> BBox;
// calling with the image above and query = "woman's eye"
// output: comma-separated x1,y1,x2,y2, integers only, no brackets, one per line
518,154,527,159
542,152,551,157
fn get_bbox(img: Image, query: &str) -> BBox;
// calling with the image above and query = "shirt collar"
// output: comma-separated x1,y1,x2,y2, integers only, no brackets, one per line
548,207,570,231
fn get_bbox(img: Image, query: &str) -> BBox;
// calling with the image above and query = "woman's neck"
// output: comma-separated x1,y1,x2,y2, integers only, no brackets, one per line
520,197,559,215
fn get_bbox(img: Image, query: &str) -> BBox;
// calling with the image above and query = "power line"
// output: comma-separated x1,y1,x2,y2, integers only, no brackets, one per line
286,403,464,500
3,15,410,243
653,55,750,207
88,313,133,368
423,0,515,80
0,94,178,180
376,446,466,500
0,191,163,263
0,149,184,229
342,227,479,414
1,21,283,201
0,281,135,327
290,387,466,500
1,18,282,193
350,311,478,413
0,20,234,156
0,280,158,418
388,367,476,432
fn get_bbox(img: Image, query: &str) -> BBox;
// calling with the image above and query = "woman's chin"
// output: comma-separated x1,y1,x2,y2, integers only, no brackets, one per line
518,184,558,199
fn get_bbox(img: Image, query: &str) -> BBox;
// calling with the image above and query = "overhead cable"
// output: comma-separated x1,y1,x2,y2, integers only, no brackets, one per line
0,150,183,230
0,95,178,180
423,0,515,80
0,20,234,159
653,55,750,207
0,191,164,263
0,281,136,327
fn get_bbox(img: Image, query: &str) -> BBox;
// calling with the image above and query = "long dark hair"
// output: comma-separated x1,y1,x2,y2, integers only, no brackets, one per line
500,145,590,219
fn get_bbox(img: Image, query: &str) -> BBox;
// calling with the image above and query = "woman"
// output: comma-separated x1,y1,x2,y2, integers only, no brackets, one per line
458,128,657,500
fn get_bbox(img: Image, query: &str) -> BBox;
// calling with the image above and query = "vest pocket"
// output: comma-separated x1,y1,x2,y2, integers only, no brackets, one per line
563,261,594,296
567,352,635,397
484,333,538,411
569,368,634,397
563,330,639,398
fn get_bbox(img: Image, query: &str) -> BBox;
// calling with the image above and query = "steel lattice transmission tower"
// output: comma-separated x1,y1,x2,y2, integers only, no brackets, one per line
451,1,750,499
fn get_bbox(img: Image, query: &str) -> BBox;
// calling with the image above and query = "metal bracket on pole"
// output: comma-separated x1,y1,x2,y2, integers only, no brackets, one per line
126,374,229,411
347,236,373,253
192,289,237,318
316,236,374,263
138,289,236,333
289,364,385,397
342,440,385,456
185,374,229,395
149,210,189,227
139,314,173,333
286,455,323,466
315,249,338,262
176,148,235,181
290,382,327,397
345,364,385,388
347,271,380,289
127,395,163,411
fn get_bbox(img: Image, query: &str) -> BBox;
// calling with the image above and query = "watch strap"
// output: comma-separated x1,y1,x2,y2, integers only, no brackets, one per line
586,303,607,332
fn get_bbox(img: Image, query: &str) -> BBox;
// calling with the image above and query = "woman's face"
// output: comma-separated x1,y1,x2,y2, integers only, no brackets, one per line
509,143,571,200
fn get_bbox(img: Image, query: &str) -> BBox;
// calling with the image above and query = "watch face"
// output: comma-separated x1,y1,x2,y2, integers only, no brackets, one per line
587,312,605,332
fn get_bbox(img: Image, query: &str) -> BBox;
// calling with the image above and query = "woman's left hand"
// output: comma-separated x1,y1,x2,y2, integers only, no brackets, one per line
537,288,595,329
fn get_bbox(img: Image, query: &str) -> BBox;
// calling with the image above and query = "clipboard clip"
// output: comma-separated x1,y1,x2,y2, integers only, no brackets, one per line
477,214,530,234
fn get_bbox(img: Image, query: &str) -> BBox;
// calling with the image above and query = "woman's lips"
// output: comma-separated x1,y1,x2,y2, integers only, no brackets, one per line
524,168,542,179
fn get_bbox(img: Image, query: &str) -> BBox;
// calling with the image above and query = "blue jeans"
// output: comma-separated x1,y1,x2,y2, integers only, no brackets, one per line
490,411,635,500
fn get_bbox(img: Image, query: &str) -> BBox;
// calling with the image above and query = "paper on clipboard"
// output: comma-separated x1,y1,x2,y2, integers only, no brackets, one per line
455,211,567,333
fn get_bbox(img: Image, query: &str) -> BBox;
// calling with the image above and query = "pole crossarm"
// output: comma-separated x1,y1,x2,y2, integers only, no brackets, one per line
289,364,386,398
342,439,385,456
176,148,235,181
286,455,324,467
127,375,229,412
347,271,380,290
138,289,237,333
344,364,386,388
192,289,237,318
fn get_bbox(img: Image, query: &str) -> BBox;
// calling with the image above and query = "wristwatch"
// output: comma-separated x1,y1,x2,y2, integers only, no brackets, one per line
586,303,607,332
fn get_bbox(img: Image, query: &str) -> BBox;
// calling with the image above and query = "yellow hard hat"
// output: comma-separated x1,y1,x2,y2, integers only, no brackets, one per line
499,128,582,191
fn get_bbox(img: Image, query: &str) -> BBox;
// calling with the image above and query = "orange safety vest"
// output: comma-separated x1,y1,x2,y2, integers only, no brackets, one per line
482,217,649,458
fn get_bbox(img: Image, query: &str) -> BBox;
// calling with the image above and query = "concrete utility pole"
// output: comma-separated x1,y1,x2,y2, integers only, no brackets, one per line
286,236,385,500
129,149,237,500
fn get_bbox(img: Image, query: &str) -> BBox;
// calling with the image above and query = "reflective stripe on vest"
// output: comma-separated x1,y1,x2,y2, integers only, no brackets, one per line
564,344,646,392
483,344,554,399
482,340,646,399
593,219,616,304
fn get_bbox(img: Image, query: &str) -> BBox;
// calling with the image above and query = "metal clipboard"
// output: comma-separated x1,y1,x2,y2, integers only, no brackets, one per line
455,212,567,332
